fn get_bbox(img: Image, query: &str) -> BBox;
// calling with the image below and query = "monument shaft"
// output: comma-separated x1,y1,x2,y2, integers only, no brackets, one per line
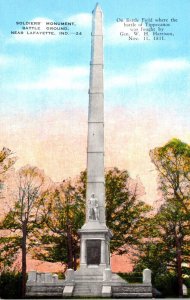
87,4,105,224
78,4,111,273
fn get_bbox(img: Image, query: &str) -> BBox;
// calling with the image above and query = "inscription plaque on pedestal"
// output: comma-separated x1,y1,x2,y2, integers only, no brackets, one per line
86,240,101,265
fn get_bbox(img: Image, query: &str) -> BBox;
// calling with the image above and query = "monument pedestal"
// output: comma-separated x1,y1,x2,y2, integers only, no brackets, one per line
62,221,130,297
70,221,113,297
78,222,112,270
61,221,153,298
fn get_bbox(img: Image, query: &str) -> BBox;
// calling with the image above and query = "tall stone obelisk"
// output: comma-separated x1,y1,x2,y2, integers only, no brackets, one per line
86,2,105,225
77,2,112,274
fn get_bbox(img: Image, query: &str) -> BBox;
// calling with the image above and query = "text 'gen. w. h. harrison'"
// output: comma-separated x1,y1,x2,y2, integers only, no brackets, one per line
26,4,153,298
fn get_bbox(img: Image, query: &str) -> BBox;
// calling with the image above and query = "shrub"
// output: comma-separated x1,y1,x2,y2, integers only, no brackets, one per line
119,271,180,297
153,272,178,297
118,272,142,283
0,271,22,299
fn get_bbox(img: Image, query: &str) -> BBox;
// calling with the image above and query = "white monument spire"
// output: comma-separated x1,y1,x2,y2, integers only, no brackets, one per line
77,2,112,280
86,1,105,224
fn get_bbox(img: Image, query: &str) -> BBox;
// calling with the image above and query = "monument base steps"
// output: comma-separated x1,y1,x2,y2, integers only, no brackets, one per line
26,284,64,298
112,284,152,298
74,275,103,281
27,283,153,298
73,282,102,297
26,270,153,298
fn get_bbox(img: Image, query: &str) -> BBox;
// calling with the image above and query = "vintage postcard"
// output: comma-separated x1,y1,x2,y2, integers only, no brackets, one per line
0,0,189,298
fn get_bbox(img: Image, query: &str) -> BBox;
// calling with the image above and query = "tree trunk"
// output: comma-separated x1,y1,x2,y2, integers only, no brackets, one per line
67,225,73,269
22,221,27,298
175,234,183,297
73,250,77,271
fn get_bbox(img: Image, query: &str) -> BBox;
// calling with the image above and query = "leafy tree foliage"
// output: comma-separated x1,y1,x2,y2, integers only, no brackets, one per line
0,165,47,297
105,168,151,254
0,147,16,176
0,148,17,271
33,178,85,270
0,236,21,271
0,147,17,198
135,139,190,297
150,138,190,213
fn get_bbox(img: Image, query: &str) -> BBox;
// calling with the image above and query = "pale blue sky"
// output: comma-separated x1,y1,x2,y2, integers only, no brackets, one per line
1,0,190,113
1,0,190,202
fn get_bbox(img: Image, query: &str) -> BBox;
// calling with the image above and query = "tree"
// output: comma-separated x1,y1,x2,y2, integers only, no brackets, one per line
0,147,16,192
0,147,17,270
33,178,85,270
133,199,190,297
147,138,190,296
105,168,151,254
0,165,47,297
0,147,16,176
